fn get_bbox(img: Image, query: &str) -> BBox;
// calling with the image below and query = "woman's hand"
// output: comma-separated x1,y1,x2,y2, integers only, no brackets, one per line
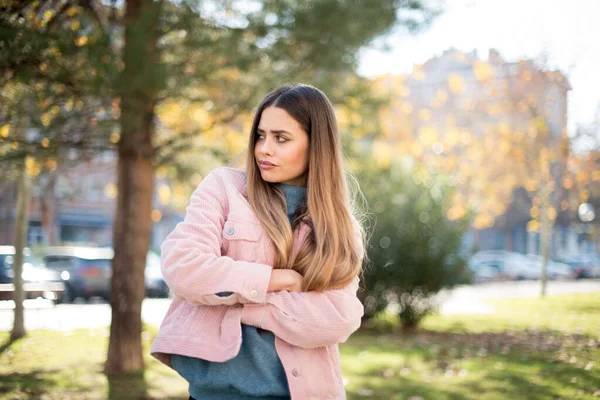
268,269,303,292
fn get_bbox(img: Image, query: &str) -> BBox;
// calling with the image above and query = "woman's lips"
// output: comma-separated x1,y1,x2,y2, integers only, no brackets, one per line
259,161,277,170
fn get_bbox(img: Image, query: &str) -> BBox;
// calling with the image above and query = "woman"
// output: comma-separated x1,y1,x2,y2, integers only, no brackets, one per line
151,83,365,400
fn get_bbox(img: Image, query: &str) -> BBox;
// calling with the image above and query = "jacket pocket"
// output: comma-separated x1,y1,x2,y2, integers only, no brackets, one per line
221,219,262,261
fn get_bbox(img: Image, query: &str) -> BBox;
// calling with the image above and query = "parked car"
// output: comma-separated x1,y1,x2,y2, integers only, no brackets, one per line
468,259,505,282
43,246,113,302
468,250,571,281
558,253,600,278
468,250,530,280
524,254,572,280
0,246,65,301
43,246,169,302
144,251,169,298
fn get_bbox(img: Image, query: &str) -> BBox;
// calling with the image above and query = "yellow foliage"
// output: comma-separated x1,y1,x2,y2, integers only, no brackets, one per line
42,10,54,24
346,96,360,108
25,157,40,177
489,200,506,216
530,206,539,218
156,167,167,179
525,179,538,192
71,21,81,31
41,113,52,127
473,61,493,81
417,108,431,121
412,66,425,81
158,184,172,205
399,86,411,97
410,141,424,158
534,117,548,134
41,138,49,148
418,125,438,146
460,131,472,145
67,6,81,17
473,214,494,229
372,140,392,168
76,36,88,47
104,184,117,199
547,207,557,221
400,102,413,114
436,89,448,103
576,170,589,183
581,189,589,202
45,159,57,171
110,132,120,144
447,73,464,94
497,122,510,135
173,183,186,200
445,128,460,147
593,170,600,181
151,209,162,223
447,205,467,221
526,220,540,232
499,139,511,154
0,125,9,138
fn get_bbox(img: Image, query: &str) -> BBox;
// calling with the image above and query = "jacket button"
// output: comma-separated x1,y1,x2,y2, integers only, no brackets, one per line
250,289,258,298
226,227,235,235
292,369,300,377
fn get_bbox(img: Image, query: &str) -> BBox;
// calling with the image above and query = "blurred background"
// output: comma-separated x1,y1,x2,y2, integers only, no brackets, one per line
1,0,599,399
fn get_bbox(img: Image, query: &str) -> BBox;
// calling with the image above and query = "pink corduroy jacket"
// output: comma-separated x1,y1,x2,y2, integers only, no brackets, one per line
151,167,364,400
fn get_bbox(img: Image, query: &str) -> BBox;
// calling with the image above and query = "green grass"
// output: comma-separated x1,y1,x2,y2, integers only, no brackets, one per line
422,292,600,337
1,292,599,399
0,327,188,400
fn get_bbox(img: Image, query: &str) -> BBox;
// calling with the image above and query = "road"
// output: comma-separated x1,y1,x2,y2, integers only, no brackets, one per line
1,279,599,331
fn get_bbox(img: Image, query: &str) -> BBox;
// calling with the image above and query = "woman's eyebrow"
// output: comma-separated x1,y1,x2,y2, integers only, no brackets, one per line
257,127,293,135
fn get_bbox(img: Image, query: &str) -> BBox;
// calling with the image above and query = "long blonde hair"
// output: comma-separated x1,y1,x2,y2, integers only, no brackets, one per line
246,83,364,292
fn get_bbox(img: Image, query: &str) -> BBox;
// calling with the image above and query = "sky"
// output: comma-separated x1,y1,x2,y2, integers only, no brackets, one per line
357,0,600,134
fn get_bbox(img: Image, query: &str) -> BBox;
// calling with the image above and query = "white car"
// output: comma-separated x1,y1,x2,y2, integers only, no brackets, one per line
558,253,600,278
468,251,522,281
525,254,572,279
468,251,570,281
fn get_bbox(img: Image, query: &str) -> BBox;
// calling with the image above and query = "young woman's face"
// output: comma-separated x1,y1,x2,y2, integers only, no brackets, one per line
254,106,310,187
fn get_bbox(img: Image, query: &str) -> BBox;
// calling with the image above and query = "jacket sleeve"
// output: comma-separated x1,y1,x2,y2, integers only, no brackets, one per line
240,276,364,348
160,168,273,306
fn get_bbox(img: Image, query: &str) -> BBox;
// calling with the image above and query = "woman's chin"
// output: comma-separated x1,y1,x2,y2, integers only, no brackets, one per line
259,171,280,183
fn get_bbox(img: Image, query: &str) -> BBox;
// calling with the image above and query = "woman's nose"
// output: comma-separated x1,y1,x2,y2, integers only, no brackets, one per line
259,138,274,155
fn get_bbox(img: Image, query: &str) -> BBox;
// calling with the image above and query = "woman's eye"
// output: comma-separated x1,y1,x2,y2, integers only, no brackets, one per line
257,134,265,140
276,136,287,142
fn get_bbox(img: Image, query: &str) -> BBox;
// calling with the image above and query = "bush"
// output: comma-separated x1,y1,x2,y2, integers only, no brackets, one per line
357,157,471,329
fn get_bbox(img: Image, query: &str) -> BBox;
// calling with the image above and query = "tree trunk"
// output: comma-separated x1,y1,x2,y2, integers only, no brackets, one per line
40,170,58,245
539,183,552,297
104,0,162,375
11,157,31,341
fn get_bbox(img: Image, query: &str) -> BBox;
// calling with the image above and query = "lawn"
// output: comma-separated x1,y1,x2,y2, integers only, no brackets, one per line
1,292,599,400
